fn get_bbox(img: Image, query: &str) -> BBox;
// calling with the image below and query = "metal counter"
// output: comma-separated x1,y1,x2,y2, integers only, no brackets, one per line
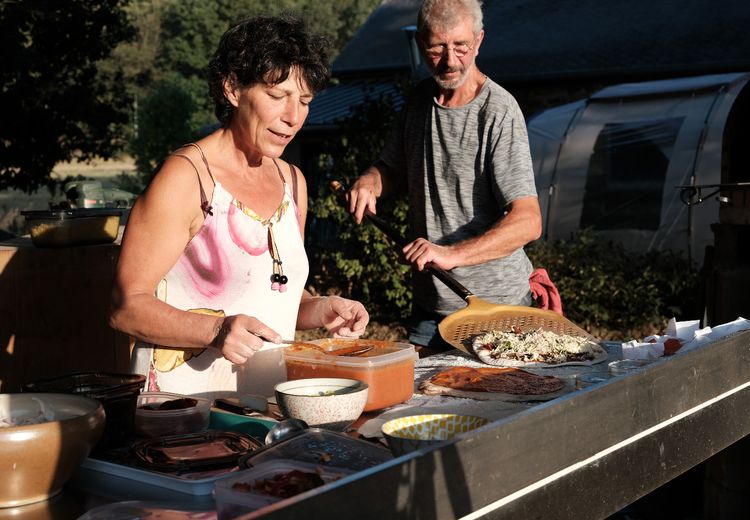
250,329,750,519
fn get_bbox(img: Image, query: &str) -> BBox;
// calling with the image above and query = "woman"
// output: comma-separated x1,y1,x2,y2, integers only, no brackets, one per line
110,15,369,398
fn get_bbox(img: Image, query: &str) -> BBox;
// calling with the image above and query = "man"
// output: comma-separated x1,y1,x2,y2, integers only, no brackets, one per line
348,0,542,349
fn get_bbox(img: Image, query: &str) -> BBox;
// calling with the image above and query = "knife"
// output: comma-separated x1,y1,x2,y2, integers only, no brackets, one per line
213,395,268,415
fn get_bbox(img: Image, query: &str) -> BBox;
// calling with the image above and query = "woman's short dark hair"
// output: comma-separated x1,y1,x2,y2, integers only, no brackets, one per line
208,15,331,127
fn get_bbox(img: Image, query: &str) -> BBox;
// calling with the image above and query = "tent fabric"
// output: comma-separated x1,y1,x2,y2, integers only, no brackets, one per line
528,72,750,267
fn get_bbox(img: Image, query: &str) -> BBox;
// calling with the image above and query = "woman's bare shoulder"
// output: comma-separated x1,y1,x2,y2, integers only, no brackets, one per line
274,159,306,188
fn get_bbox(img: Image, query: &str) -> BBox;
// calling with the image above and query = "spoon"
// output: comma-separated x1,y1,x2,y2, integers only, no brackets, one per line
264,418,309,445
280,338,327,353
280,339,374,357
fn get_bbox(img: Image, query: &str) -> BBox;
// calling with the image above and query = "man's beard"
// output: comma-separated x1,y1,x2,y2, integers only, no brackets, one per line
433,63,470,90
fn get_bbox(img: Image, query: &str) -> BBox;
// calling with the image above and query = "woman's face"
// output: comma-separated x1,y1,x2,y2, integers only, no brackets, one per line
226,68,313,159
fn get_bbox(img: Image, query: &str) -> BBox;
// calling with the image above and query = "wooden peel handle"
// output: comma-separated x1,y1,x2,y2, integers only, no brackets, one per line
329,180,474,301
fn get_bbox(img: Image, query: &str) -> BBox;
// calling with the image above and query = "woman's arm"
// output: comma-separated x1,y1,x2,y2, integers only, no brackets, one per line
110,153,217,347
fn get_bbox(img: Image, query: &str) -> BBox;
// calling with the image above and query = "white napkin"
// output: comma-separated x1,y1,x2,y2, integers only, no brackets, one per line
622,317,750,359
681,317,750,353
621,339,664,360
665,318,701,340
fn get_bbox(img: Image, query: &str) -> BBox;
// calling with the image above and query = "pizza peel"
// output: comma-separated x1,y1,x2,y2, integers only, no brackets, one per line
330,181,594,354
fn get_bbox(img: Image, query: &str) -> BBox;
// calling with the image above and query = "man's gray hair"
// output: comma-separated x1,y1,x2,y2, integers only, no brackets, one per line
417,0,484,37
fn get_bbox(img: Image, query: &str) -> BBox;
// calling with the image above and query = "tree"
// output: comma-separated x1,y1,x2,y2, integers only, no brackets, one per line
0,0,135,193
117,0,381,177
130,79,197,177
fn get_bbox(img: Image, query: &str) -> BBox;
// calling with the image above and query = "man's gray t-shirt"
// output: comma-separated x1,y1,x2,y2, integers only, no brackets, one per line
380,78,537,316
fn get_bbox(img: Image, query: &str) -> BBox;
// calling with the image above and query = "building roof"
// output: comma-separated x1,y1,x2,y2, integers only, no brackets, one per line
305,79,404,130
332,0,750,82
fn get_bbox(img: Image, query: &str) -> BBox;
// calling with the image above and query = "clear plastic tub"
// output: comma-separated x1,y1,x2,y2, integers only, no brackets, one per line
214,459,353,520
135,392,211,438
608,359,652,376
240,428,392,471
282,339,417,411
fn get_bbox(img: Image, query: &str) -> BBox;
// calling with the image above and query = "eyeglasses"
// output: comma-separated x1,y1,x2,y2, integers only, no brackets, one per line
423,38,476,59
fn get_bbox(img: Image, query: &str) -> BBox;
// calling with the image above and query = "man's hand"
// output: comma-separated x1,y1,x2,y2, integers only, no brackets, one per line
402,238,459,271
347,168,383,224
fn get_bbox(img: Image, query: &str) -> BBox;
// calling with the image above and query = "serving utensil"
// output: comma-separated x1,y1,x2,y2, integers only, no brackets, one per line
280,339,374,357
264,418,309,445
280,338,326,353
330,181,593,353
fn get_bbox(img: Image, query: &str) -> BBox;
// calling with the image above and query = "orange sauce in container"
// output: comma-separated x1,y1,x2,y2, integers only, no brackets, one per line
282,339,417,412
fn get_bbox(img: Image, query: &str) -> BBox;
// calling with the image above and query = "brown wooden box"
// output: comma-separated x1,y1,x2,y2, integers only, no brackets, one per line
0,237,131,392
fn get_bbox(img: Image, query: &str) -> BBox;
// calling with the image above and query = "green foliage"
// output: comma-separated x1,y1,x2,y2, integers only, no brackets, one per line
527,230,703,340
129,79,199,178
217,0,380,56
115,0,381,175
0,0,135,193
111,0,168,94
306,89,412,322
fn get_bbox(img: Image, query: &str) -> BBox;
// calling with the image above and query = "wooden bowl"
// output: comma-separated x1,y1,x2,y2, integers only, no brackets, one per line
0,393,105,507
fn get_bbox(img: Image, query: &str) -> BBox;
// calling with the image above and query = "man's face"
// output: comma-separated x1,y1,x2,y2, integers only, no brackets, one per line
420,18,483,90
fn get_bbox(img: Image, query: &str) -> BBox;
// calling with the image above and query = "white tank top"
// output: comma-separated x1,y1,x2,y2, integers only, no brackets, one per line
130,148,308,399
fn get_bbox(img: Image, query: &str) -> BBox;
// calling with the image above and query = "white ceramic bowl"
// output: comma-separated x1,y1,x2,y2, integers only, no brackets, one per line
274,378,368,432
0,393,105,507
381,414,489,457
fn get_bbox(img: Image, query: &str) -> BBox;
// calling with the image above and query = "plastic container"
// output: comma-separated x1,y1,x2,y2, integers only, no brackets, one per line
135,392,211,438
130,431,263,474
282,339,417,411
608,359,652,376
214,459,353,520
241,428,392,471
21,209,121,247
78,500,214,520
22,372,145,450
574,373,612,389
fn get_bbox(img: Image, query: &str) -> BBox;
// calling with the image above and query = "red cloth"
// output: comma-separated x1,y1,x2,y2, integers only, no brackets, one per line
529,268,564,316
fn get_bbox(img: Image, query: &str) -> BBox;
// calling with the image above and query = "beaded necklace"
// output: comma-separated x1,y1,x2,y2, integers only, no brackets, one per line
228,158,293,293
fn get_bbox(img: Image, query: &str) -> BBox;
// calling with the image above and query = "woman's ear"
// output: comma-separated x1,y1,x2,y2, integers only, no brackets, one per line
223,74,240,108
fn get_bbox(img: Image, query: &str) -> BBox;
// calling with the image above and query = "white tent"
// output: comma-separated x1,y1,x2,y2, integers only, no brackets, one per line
528,72,750,267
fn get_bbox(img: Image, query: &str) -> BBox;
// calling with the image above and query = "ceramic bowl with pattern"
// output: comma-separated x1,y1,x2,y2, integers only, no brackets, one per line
274,378,368,432
0,393,106,507
381,413,489,456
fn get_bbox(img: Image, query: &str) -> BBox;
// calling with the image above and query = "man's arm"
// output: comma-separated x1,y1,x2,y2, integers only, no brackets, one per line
402,196,542,271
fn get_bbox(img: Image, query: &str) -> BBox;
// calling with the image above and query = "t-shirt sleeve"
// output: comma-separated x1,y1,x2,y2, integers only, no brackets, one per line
490,95,538,205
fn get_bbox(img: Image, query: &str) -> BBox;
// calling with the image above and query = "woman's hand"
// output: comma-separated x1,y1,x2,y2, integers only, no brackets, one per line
317,296,369,338
211,315,282,364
